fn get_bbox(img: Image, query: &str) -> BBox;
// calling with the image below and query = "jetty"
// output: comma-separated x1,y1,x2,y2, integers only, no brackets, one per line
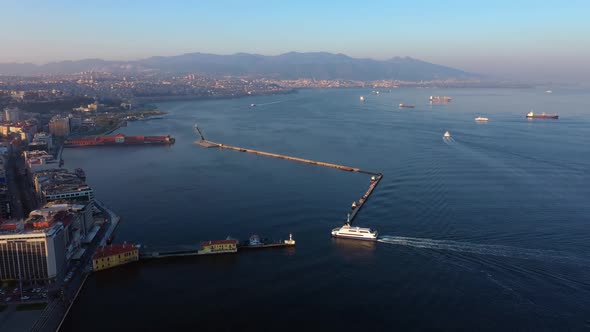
194,126,382,225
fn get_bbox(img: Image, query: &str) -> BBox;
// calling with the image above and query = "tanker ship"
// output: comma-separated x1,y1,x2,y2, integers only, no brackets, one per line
64,134,175,147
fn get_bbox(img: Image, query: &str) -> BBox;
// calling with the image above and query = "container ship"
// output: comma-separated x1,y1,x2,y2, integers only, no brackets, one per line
526,111,558,119
64,134,175,147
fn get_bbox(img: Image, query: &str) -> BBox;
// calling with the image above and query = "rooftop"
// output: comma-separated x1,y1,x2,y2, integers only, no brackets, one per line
93,244,138,259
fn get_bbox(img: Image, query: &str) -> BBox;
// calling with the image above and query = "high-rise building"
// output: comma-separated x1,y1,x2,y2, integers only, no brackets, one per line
49,116,70,137
0,220,67,282
4,106,20,123
0,205,87,283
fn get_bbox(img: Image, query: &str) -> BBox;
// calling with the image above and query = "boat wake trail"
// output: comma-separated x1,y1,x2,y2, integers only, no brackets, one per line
256,100,287,107
378,236,590,266
443,137,455,145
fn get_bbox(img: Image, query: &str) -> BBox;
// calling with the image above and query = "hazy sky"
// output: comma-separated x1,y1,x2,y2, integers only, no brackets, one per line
2,0,589,82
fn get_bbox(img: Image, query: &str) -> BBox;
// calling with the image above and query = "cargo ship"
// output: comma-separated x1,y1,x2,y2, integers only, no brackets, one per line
399,104,415,108
237,234,295,249
429,96,452,103
526,111,558,119
64,134,175,147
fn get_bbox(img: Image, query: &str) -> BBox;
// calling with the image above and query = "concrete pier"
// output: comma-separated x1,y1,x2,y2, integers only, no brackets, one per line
195,138,383,224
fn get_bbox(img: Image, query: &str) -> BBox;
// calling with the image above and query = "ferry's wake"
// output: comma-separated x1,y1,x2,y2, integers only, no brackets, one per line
443,137,455,145
255,100,287,107
378,235,589,266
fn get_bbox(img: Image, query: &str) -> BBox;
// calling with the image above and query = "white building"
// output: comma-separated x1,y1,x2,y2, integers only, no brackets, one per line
4,106,19,123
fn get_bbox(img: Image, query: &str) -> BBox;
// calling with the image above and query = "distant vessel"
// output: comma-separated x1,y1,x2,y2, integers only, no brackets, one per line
331,224,378,241
545,90,553,94
443,131,451,138
250,103,256,107
399,104,415,108
429,96,452,103
474,116,489,122
360,96,365,102
526,111,558,119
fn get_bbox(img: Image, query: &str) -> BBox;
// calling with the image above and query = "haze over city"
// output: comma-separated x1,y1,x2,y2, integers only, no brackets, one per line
2,0,589,83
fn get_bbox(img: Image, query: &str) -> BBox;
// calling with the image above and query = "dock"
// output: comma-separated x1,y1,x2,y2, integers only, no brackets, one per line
194,127,382,225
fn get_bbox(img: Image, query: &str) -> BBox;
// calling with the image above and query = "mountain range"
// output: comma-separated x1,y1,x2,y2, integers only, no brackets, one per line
0,52,479,81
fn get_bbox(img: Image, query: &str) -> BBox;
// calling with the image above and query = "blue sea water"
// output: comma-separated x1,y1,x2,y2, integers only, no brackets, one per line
60,87,590,331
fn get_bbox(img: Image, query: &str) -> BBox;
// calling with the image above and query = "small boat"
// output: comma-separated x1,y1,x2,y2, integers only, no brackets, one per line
351,201,358,209
399,104,415,108
545,90,552,94
474,116,489,122
250,103,256,107
526,111,558,119
443,131,451,138
360,96,365,102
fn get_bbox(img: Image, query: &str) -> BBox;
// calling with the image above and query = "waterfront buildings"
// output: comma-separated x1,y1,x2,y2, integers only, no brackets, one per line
32,132,53,151
23,150,59,173
32,169,94,205
92,244,139,271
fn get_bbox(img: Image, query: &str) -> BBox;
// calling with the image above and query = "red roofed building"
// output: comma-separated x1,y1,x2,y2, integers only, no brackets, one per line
93,244,139,271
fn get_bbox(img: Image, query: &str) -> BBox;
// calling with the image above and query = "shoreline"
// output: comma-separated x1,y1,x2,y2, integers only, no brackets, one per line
133,89,297,104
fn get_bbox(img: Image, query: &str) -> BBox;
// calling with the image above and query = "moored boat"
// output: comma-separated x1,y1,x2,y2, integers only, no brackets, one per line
237,234,296,249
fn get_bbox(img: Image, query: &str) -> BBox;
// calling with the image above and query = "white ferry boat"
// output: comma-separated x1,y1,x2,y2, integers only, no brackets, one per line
331,224,378,241
474,116,489,122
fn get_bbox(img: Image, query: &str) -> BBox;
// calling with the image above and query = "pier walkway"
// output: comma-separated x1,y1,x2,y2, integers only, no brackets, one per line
195,135,383,225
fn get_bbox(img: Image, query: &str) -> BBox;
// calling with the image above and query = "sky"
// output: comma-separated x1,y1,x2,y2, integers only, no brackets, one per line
2,0,589,82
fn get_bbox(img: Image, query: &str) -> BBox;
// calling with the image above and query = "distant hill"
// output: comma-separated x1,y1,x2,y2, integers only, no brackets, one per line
0,52,479,81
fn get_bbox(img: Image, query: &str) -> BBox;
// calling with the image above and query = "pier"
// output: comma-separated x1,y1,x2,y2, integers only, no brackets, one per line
194,126,382,225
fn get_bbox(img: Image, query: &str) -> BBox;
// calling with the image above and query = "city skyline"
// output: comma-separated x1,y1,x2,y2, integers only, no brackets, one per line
2,0,590,83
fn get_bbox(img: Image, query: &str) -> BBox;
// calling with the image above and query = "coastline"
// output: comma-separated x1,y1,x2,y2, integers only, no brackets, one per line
132,89,297,104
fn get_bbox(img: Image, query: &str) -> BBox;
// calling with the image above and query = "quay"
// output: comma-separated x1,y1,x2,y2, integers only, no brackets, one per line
94,199,121,246
194,125,382,225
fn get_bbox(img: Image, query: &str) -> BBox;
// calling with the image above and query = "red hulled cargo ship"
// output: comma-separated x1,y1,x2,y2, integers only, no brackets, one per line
526,111,558,119
64,133,175,147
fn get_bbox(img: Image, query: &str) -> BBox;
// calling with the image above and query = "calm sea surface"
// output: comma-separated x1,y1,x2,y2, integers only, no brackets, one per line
60,88,590,331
